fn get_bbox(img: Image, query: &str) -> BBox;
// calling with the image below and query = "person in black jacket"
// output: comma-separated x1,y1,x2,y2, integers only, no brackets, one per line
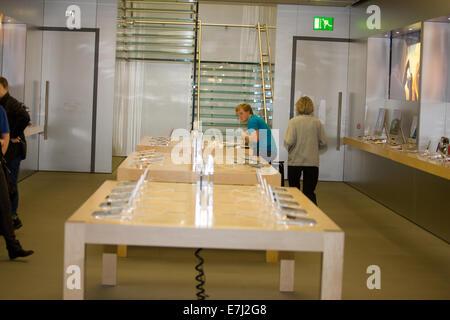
0,104,33,260
0,77,31,229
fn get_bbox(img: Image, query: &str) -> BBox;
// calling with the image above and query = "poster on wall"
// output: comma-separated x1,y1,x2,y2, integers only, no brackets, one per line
389,30,421,101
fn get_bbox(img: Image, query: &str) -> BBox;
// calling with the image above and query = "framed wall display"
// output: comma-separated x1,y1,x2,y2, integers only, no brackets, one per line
389,29,421,101
374,108,387,136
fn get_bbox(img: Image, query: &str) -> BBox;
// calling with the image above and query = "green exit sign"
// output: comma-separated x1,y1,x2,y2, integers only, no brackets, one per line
314,17,334,31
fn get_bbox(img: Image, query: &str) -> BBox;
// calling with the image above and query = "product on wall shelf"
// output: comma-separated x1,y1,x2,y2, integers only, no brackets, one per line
389,109,402,136
387,109,407,145
406,115,418,145
409,115,418,139
437,137,449,156
374,107,387,137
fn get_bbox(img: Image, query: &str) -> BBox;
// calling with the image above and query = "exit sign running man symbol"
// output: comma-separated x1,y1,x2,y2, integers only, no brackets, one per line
314,17,334,31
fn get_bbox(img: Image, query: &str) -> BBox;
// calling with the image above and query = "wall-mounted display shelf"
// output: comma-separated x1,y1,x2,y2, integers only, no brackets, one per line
344,137,450,180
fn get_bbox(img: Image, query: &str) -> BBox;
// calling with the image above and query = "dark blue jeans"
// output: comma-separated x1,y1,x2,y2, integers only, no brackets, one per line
0,164,16,241
288,166,319,205
6,156,21,217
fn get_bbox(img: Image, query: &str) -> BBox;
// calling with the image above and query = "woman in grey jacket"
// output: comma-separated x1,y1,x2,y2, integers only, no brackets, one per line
284,96,327,205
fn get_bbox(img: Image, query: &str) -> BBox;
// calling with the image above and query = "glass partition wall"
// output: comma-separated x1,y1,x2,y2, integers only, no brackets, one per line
419,16,450,152
292,37,350,181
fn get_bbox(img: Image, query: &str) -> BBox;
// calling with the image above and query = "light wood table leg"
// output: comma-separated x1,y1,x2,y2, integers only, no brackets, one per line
266,250,279,263
63,222,86,300
102,245,117,286
117,245,127,257
279,251,295,292
266,177,281,263
320,232,345,300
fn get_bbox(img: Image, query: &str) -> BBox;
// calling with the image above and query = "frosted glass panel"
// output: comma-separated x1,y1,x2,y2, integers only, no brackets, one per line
1,23,26,101
39,30,95,172
199,3,277,62
419,21,450,150
295,40,349,181
140,63,192,137
364,37,389,135
113,61,192,156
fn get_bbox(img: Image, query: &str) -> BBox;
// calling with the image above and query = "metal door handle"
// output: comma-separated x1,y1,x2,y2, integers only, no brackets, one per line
337,92,342,151
44,81,49,140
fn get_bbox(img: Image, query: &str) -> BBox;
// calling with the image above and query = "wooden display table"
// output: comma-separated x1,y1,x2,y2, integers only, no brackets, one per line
63,181,344,300
117,151,281,186
344,137,450,180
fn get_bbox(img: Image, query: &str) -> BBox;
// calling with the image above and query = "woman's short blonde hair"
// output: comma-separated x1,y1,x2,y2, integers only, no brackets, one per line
295,96,314,115
235,103,253,114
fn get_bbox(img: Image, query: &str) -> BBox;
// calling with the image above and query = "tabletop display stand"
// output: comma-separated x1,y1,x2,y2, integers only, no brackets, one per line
117,151,281,186
117,135,281,261
136,136,176,153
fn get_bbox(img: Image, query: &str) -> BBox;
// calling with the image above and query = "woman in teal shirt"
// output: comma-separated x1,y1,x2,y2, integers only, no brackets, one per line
235,103,277,162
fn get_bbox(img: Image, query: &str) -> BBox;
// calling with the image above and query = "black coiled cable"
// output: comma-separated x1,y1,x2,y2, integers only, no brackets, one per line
194,248,208,300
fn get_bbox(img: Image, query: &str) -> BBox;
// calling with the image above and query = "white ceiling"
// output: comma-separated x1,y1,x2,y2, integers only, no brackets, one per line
199,0,362,7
